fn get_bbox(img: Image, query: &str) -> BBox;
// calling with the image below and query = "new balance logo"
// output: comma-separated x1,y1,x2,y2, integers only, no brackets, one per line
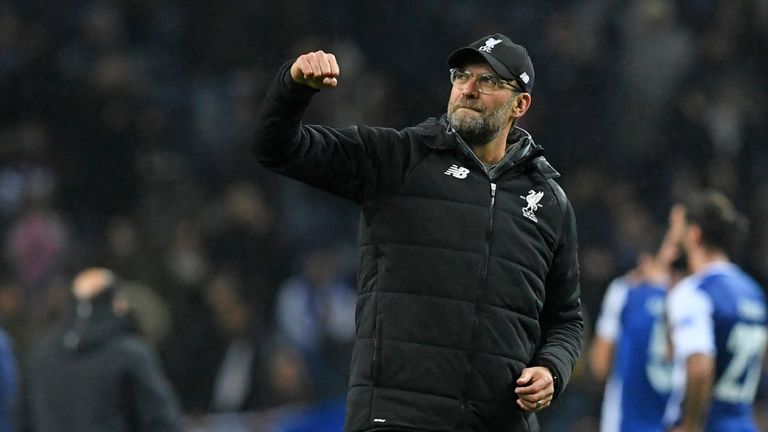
444,164,470,179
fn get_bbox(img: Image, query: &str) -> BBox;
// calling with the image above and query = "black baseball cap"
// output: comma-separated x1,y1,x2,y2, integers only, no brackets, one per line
448,33,535,93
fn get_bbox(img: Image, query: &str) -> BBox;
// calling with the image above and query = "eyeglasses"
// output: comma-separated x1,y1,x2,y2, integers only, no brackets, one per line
449,68,521,94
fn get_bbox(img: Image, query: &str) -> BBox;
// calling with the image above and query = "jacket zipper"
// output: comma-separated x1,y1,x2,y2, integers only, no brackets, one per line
484,182,497,277
458,182,497,428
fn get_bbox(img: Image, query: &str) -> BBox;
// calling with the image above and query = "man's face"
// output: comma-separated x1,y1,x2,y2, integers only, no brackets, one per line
447,63,518,146
667,205,695,260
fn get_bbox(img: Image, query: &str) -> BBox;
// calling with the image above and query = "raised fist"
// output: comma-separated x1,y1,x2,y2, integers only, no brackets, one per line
290,50,340,89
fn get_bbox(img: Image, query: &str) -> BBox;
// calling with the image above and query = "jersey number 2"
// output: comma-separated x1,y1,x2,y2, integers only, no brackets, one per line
713,323,768,404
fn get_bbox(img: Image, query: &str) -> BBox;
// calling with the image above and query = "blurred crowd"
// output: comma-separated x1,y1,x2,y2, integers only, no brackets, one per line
0,0,767,430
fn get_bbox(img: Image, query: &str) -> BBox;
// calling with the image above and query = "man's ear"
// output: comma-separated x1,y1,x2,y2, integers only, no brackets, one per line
510,93,532,121
688,225,703,246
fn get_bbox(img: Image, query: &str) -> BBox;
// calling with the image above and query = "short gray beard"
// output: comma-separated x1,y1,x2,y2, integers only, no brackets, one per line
447,98,515,147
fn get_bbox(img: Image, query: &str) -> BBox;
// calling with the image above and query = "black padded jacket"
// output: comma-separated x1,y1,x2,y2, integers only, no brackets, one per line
254,62,583,432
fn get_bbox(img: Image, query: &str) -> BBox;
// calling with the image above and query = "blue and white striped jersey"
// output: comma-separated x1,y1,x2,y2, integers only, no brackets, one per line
665,262,767,432
596,277,672,432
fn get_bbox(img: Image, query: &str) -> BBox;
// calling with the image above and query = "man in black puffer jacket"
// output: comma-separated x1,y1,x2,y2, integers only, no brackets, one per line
254,33,583,432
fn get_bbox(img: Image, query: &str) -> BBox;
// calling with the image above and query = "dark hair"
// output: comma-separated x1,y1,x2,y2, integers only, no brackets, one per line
683,190,748,256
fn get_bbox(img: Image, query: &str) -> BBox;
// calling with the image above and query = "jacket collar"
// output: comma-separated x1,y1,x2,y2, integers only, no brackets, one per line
416,115,560,179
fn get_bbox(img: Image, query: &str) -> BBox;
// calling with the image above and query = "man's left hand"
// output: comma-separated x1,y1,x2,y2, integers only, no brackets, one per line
515,366,554,412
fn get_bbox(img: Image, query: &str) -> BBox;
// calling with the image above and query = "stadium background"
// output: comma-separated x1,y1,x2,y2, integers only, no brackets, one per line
1,0,767,430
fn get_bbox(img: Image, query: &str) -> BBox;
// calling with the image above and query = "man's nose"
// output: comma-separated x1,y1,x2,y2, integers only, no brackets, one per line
460,77,480,96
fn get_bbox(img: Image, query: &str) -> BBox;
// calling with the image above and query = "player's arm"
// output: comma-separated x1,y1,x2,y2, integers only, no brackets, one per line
589,277,629,383
666,279,715,432
675,353,714,432
589,336,615,384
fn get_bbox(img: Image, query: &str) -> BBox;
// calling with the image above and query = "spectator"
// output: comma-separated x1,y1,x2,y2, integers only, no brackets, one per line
275,248,356,399
21,268,183,432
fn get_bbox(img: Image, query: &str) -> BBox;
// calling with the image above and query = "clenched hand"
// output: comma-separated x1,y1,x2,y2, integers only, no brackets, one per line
515,366,555,412
290,50,340,89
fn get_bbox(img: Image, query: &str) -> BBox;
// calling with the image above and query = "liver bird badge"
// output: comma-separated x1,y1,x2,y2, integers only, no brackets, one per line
520,190,544,223
478,37,503,52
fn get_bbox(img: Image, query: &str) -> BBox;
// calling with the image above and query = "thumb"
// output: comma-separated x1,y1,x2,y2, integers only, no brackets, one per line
322,77,338,87
517,368,534,385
